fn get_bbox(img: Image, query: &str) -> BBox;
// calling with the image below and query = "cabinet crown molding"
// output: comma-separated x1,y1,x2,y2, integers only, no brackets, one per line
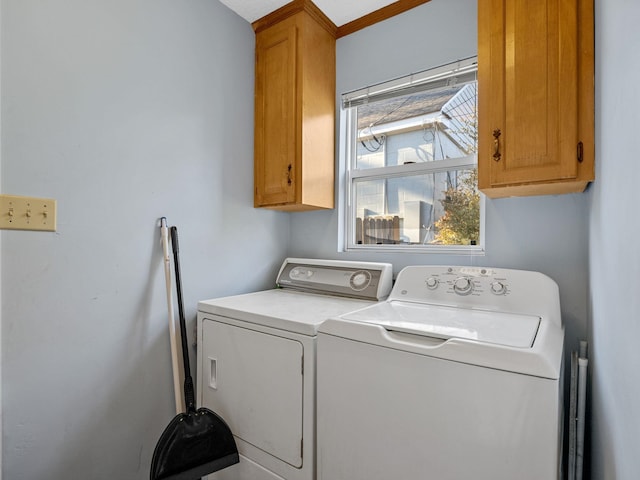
252,0,337,37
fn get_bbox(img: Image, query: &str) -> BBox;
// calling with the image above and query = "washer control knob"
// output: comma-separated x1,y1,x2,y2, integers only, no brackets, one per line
425,277,439,290
453,277,473,295
490,281,507,295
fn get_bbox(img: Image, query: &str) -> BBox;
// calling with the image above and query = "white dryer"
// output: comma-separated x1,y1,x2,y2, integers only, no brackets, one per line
317,265,565,480
196,258,392,480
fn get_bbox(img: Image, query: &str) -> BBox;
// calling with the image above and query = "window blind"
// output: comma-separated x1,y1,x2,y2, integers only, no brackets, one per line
342,56,477,109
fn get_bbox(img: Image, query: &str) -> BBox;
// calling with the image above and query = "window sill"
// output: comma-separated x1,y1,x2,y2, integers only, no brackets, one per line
344,244,485,255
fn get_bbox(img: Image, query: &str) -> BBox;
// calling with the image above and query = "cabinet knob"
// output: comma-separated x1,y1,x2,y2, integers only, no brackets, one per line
492,129,501,162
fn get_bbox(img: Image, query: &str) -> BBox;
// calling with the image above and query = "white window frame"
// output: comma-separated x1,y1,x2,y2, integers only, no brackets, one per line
340,57,485,254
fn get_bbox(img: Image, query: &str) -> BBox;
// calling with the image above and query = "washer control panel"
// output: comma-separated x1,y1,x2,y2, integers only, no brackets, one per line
389,265,560,320
419,267,510,297
277,258,393,300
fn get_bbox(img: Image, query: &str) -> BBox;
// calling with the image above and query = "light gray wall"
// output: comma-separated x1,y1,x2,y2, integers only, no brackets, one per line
290,0,590,355
0,1,288,478
6,0,634,479
0,2,3,476
589,0,640,478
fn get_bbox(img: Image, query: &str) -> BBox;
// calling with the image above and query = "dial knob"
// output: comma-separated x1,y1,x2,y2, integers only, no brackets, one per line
290,267,313,280
350,270,371,291
490,281,507,295
425,277,439,290
453,277,473,295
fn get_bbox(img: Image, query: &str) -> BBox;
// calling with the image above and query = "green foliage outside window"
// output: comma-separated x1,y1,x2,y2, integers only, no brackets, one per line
434,169,480,245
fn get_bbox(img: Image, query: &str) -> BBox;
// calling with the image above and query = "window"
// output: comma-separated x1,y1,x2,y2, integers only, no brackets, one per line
341,57,484,253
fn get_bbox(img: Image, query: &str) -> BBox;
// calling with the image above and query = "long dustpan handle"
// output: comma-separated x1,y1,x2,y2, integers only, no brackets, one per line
170,226,196,413
160,218,185,415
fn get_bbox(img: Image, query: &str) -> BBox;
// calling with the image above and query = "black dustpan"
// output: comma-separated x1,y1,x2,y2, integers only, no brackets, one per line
151,226,239,480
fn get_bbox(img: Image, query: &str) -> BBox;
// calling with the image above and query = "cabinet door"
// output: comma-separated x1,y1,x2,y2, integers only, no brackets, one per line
479,0,579,188
254,22,298,207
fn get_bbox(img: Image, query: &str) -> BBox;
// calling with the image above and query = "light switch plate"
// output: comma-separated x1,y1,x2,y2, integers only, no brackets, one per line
0,194,57,231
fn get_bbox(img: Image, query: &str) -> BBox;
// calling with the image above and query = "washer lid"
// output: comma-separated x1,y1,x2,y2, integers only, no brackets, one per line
341,301,541,348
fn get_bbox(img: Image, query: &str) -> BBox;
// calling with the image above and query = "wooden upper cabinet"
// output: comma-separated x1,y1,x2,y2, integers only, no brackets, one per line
253,0,337,210
478,0,594,198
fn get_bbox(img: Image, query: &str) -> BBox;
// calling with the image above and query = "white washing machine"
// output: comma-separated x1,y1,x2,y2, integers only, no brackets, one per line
196,258,393,480
317,265,565,480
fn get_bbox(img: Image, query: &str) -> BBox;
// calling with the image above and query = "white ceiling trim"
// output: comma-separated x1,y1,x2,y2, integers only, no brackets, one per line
218,0,400,27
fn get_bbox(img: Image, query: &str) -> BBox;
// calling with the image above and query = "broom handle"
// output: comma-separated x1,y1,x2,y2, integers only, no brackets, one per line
160,218,185,415
170,226,196,413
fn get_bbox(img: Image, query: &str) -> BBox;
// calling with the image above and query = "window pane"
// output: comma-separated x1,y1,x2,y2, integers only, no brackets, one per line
355,83,477,170
353,169,480,246
343,58,482,252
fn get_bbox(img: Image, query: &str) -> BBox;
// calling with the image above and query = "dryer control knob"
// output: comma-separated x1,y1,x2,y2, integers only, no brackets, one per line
425,277,439,290
350,270,372,291
453,277,473,295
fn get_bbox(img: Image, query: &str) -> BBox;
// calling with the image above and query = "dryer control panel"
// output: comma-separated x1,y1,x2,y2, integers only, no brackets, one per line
277,258,393,300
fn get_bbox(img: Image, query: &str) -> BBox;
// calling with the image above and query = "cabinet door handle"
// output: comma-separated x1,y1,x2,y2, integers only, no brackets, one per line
492,129,501,162
287,164,292,185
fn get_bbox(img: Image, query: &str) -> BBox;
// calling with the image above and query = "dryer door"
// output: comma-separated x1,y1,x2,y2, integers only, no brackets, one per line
201,318,304,467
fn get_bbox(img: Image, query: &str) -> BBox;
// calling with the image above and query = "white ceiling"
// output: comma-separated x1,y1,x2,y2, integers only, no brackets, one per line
218,0,399,27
